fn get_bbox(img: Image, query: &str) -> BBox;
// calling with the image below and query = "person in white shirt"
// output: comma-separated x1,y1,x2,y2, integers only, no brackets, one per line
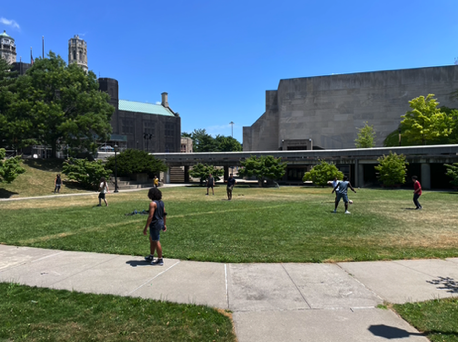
97,177,109,207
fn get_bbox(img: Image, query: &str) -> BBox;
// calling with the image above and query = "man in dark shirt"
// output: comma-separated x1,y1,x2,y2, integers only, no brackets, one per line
226,173,236,200
206,173,215,195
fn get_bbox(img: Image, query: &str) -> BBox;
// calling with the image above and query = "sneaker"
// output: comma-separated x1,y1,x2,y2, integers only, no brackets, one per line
332,210,336,213
416,207,422,210
144,255,154,262
206,194,208,196
96,204,101,207
151,259,164,266
345,211,351,214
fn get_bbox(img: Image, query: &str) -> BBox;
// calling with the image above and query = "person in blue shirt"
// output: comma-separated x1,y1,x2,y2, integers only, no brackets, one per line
331,176,356,214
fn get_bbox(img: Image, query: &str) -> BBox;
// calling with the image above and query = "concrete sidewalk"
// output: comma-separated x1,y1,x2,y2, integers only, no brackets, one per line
1,245,457,341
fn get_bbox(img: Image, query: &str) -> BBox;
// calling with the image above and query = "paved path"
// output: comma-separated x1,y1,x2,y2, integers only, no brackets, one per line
2,245,458,341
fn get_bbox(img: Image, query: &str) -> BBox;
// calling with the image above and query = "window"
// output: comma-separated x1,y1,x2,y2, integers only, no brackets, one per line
165,123,175,137
143,121,155,135
122,119,134,134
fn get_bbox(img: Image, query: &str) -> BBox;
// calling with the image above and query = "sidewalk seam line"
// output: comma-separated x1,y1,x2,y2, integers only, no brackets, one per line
280,263,312,309
127,260,181,296
336,263,384,302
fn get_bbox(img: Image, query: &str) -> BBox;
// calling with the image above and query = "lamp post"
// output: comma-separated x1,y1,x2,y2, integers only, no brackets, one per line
229,121,234,138
114,144,119,193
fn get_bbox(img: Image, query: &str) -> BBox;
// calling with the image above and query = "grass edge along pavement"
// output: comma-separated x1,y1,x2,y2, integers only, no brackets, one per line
393,298,458,342
0,282,236,342
1,186,458,263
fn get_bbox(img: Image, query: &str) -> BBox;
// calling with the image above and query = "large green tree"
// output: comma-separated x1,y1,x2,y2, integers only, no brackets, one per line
239,155,286,187
182,129,242,152
400,94,454,145
374,152,408,186
0,58,18,148
189,163,224,186
215,135,242,152
9,52,114,157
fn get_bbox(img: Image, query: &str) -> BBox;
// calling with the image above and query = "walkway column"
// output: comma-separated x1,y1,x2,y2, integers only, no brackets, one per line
184,166,190,183
224,166,229,181
421,163,431,190
165,167,170,184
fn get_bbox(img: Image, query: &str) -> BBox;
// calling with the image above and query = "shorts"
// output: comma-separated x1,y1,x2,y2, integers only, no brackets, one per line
207,184,213,189
336,193,348,203
98,192,106,199
149,222,164,241
227,185,234,192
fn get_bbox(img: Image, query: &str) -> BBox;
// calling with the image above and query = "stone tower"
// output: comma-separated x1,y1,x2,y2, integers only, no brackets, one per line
0,30,17,64
68,35,88,72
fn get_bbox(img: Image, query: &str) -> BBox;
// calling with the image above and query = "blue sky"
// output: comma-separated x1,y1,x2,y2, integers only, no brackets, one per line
2,0,458,143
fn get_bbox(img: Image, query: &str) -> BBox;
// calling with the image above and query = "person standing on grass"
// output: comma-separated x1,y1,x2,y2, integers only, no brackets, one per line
153,175,159,188
143,187,167,266
226,173,236,200
97,177,109,207
206,173,215,195
331,176,340,199
412,175,422,210
332,176,356,214
54,174,62,193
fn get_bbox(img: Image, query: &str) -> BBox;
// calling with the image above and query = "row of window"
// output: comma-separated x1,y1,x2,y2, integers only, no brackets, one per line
122,120,175,137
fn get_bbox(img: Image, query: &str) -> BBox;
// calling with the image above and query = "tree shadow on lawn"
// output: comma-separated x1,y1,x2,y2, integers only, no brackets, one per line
0,188,19,198
23,159,63,172
427,276,458,294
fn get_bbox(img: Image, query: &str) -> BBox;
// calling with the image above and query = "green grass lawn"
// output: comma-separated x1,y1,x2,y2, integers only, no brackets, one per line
393,298,458,341
0,282,235,342
1,186,458,263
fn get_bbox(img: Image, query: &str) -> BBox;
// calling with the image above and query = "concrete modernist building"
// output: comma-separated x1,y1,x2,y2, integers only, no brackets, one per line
0,30,17,64
98,78,181,152
243,65,458,151
68,35,88,72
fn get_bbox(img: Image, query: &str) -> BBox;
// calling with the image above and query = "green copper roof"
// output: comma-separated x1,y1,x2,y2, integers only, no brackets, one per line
1,30,13,40
118,100,174,116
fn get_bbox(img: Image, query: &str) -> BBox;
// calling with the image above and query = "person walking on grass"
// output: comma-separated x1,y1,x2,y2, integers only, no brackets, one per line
225,173,236,200
97,177,109,207
206,173,215,195
412,175,422,210
54,174,62,193
143,188,167,266
153,175,159,188
332,176,356,214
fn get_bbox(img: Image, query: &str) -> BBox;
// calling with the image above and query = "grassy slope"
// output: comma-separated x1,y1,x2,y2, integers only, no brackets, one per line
0,159,91,198
1,186,457,263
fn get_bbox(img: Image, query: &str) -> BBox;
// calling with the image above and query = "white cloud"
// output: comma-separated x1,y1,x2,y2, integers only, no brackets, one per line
0,17,20,30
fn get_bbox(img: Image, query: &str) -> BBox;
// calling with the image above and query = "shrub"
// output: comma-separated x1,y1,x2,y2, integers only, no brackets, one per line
302,160,344,187
105,149,167,177
0,149,25,183
374,151,408,186
445,163,458,187
62,158,112,189
238,155,286,187
189,164,224,186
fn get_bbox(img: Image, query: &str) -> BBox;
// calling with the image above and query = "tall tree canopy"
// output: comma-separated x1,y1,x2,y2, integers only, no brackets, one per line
239,155,286,187
354,121,376,148
0,58,17,147
6,52,114,156
182,129,242,152
400,94,454,145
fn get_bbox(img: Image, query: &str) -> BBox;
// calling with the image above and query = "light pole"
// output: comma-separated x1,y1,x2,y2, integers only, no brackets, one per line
114,144,119,193
229,121,234,138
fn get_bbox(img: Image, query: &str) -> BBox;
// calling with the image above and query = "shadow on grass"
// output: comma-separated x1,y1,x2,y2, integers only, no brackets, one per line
427,276,458,294
368,325,424,339
23,159,63,172
0,188,19,198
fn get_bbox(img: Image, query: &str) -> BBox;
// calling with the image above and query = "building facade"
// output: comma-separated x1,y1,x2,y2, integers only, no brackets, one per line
0,30,17,64
243,66,458,151
98,78,181,152
68,35,88,72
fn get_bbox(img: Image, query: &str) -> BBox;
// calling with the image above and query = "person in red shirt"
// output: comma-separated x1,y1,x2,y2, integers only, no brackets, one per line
412,175,422,210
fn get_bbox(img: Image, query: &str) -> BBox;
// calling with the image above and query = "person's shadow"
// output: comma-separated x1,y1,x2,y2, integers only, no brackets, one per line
126,260,151,267
368,325,424,339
